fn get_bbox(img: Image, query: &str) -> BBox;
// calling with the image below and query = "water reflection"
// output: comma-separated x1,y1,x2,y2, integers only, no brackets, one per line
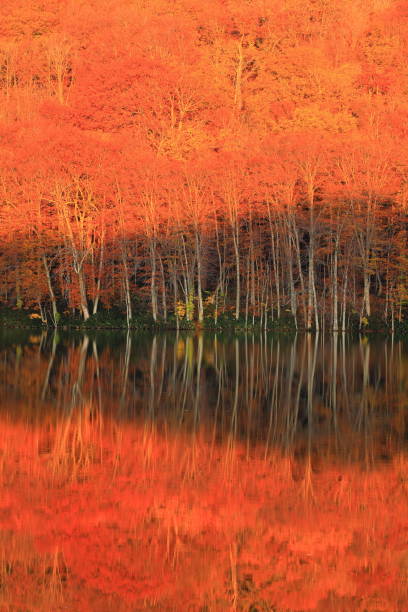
0,330,407,611
0,329,406,463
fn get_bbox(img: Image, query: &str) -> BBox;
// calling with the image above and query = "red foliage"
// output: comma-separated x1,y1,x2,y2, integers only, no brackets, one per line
0,418,407,610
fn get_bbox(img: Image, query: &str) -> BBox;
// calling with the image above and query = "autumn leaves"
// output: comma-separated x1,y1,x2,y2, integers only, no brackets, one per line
0,1,407,327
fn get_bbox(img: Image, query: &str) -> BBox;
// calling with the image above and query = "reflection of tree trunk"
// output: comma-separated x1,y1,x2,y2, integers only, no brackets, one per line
178,336,192,423
72,335,89,405
194,334,203,429
120,331,132,405
225,338,239,469
265,339,280,458
92,340,102,416
341,332,350,419
246,334,255,456
148,335,157,419
313,270,319,332
41,331,58,400
332,332,338,443
157,336,166,405
284,337,296,450
172,330,179,397
304,333,318,499
231,339,239,437
211,334,223,457
359,338,371,467
291,336,306,448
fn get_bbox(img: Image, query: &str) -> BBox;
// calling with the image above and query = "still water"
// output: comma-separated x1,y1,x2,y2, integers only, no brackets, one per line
0,329,407,611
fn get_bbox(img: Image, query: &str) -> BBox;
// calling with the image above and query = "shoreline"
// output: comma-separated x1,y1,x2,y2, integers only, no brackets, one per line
0,306,406,335
0,317,405,337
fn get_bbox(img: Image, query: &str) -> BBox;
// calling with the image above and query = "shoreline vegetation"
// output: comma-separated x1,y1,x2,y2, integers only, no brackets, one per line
0,306,407,336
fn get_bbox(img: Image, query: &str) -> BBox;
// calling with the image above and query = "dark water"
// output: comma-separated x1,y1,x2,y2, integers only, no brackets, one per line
1,329,408,611
1,329,407,462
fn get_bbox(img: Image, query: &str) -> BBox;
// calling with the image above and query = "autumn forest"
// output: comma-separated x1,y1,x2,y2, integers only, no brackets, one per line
1,0,408,329
2,2,408,611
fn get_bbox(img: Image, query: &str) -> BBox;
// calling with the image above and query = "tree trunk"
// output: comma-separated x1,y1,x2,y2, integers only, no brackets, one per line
332,239,339,331
195,232,204,323
121,242,133,325
363,269,371,317
43,254,59,325
150,239,158,322
78,267,90,321
233,228,240,320
159,255,167,322
93,232,105,315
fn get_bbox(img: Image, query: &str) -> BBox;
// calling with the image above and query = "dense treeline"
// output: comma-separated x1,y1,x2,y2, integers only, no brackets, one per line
1,0,408,328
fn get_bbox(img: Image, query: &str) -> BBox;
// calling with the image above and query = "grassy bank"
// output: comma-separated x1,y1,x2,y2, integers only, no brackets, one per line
0,307,296,332
0,306,407,336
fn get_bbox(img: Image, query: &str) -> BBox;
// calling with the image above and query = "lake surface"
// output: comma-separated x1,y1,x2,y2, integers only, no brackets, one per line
1,329,407,460
0,330,407,610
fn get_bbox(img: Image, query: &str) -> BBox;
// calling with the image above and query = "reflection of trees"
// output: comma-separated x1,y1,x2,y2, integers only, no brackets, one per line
0,331,406,462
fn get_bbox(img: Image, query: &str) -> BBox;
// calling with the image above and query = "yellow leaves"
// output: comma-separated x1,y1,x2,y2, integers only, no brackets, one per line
396,283,408,303
204,294,215,306
285,105,358,133
175,300,186,318
329,61,361,94
156,123,214,160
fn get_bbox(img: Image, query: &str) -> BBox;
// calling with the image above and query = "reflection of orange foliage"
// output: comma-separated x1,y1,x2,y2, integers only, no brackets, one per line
0,417,407,611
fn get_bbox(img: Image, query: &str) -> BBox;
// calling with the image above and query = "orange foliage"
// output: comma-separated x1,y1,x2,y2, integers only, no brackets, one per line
0,415,407,610
1,0,408,324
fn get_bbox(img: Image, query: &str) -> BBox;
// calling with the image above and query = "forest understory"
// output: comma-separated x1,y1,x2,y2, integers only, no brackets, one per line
1,306,408,337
